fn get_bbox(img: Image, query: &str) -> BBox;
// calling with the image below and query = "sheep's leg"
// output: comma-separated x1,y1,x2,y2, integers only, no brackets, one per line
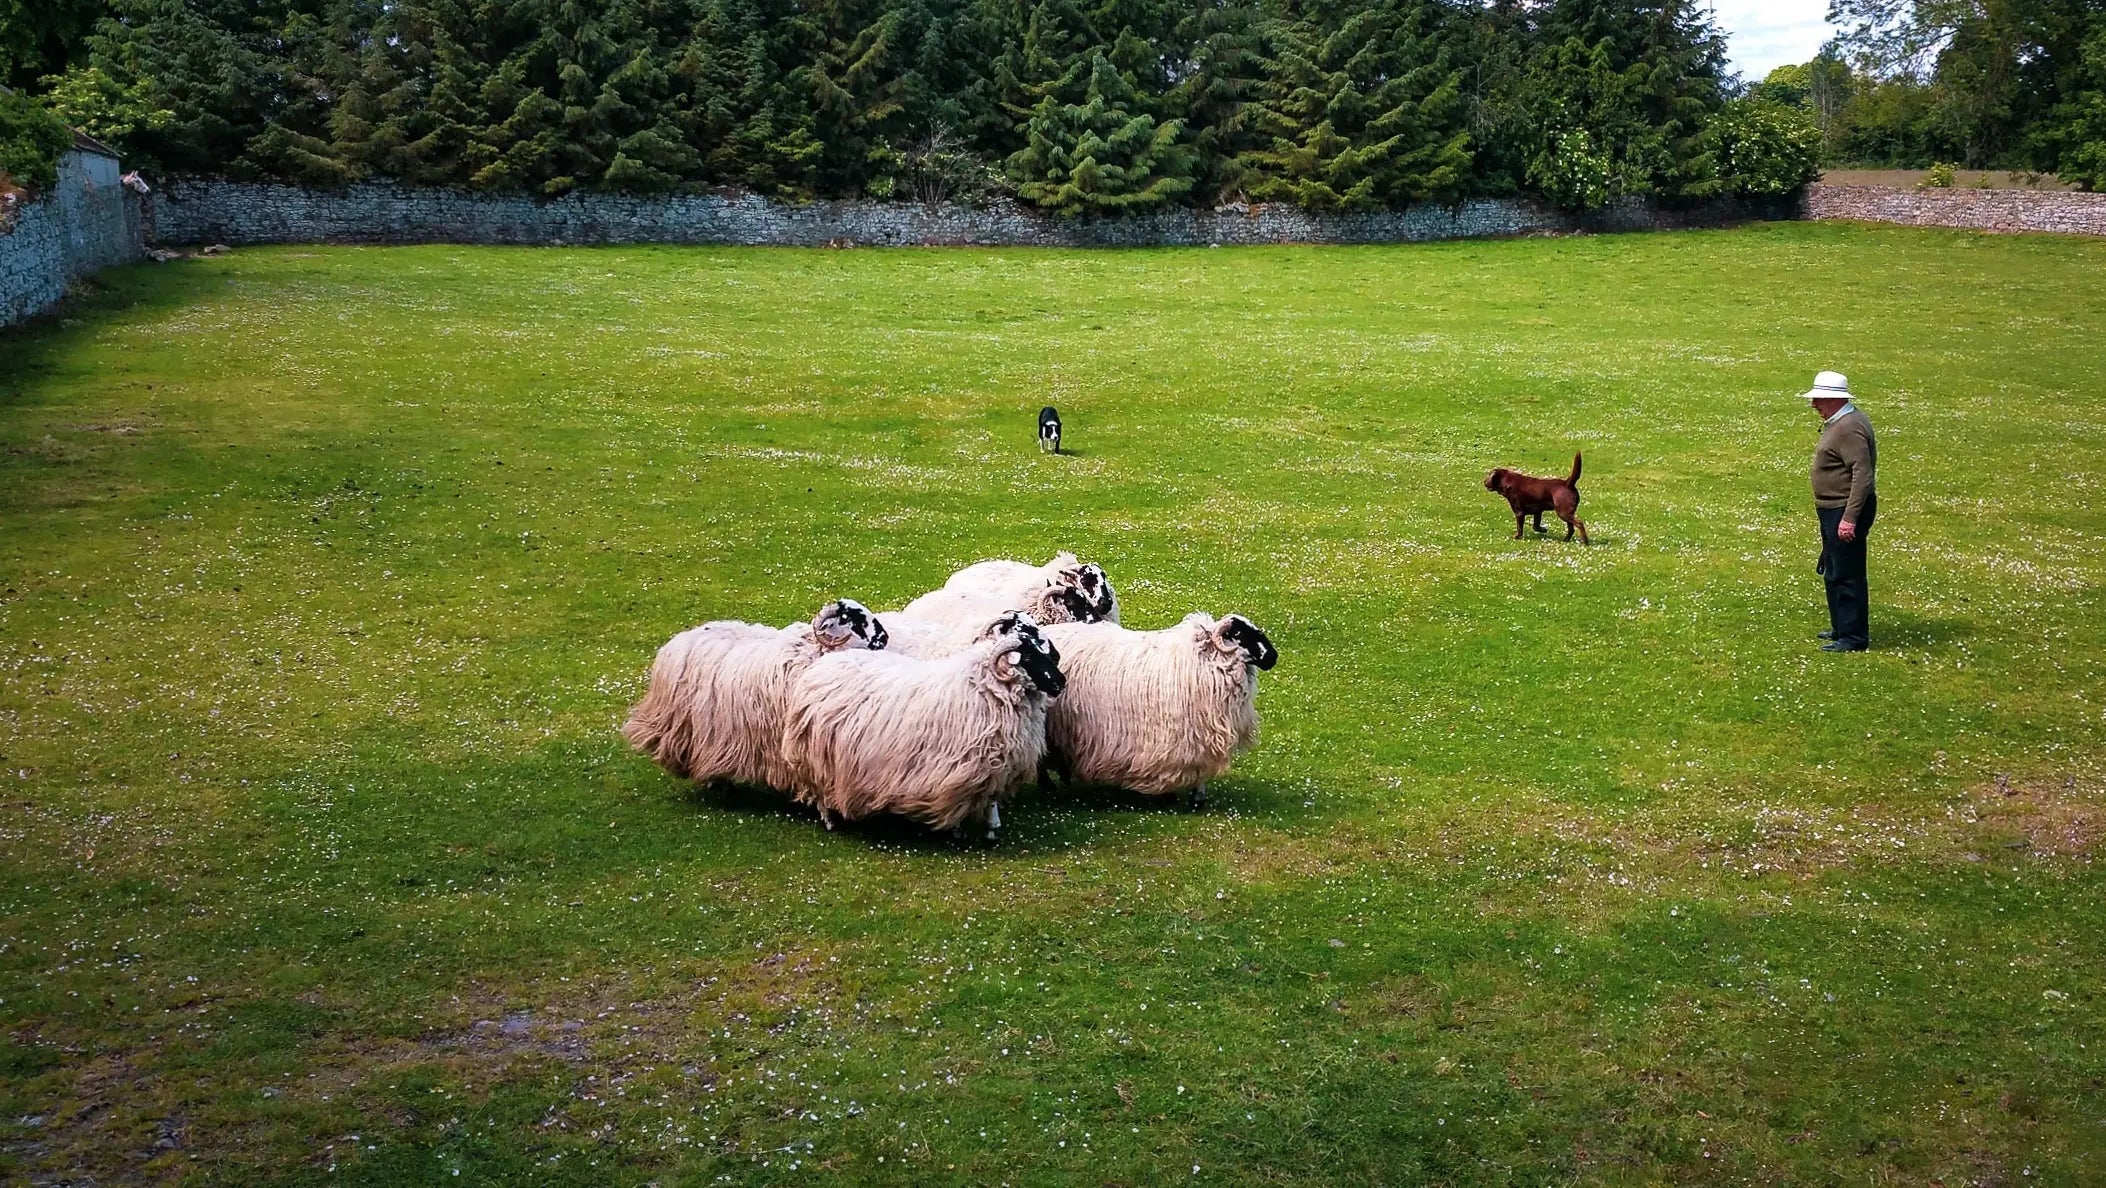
818,806,836,831
1187,782,1209,811
985,801,1002,842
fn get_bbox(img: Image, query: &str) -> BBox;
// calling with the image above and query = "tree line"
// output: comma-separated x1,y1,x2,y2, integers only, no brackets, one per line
1760,0,2106,190
0,1,1979,213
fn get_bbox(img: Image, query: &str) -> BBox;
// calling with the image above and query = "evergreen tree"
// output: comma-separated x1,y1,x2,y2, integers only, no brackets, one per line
1232,0,1472,210
1165,0,1271,202
1007,49,1194,212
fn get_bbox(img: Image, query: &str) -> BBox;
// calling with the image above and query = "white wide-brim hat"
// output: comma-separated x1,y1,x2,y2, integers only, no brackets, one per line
1801,370,1850,400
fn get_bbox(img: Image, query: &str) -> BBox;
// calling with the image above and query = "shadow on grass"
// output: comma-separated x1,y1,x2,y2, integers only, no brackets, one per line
0,263,222,402
1877,607,1977,651
668,770,1307,854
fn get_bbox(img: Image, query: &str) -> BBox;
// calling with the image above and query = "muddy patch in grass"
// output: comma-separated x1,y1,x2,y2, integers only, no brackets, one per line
1955,774,2102,860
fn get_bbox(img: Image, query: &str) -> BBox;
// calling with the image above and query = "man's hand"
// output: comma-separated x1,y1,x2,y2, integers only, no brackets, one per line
1838,520,1858,543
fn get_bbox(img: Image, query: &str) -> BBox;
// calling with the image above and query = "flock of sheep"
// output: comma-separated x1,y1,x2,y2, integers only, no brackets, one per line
622,553,1279,840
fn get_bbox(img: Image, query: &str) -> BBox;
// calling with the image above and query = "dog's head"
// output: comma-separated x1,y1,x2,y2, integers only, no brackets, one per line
1483,468,1510,493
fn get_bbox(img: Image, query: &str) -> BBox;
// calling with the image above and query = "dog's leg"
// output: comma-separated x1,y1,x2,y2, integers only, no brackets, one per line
1513,513,1526,541
1577,519,1590,546
1533,511,1547,534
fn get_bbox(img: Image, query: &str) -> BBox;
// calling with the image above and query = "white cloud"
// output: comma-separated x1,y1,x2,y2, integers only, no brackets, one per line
1708,0,1835,81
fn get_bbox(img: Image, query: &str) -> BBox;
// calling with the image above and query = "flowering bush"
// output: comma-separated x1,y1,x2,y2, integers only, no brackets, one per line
1707,98,1822,198
1527,129,1611,211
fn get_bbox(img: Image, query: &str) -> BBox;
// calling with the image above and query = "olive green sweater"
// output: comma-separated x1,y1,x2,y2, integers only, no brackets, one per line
1811,407,1876,522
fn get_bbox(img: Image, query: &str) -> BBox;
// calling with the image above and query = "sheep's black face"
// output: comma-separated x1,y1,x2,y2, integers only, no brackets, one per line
1052,584,1093,623
1011,632,1065,697
833,599,887,650
1221,614,1278,671
1073,563,1115,621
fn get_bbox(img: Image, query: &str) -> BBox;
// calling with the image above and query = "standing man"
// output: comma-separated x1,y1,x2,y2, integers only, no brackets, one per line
1803,370,1877,652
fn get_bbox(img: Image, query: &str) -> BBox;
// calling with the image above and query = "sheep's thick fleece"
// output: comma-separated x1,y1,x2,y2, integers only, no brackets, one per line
623,620,847,789
782,638,1051,831
938,553,1080,598
1040,615,1261,795
877,612,1005,660
893,580,1082,632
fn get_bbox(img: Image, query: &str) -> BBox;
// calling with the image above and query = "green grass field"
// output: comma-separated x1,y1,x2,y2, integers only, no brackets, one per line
3,224,2104,1185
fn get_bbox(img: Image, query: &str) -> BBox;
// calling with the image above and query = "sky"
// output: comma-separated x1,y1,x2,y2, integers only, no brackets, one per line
1708,0,1836,82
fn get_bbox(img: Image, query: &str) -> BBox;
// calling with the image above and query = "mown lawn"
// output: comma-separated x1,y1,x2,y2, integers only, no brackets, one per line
2,224,2104,1185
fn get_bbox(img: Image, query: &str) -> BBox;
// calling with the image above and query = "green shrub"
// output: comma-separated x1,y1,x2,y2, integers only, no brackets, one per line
1921,161,1959,188
0,87,72,194
1526,129,1612,211
1706,98,1822,198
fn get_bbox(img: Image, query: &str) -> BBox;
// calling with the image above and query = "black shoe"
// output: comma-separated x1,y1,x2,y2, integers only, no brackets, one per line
1817,630,1835,640
1819,640,1867,653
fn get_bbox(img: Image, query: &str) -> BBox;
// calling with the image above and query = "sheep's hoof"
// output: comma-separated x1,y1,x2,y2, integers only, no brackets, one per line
1186,784,1209,811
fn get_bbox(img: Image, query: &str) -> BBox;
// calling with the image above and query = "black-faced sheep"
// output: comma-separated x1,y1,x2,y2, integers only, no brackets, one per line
877,583,1095,659
898,552,1119,628
621,599,888,790
1038,613,1277,808
780,613,1065,840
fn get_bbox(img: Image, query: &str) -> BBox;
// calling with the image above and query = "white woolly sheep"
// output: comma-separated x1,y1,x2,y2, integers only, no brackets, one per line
1039,613,1278,808
898,552,1119,628
877,580,1096,658
780,613,1065,839
621,599,888,790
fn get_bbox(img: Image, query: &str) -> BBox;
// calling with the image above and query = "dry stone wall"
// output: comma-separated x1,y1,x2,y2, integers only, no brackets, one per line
1,150,147,328
151,180,1789,249
1804,183,2106,237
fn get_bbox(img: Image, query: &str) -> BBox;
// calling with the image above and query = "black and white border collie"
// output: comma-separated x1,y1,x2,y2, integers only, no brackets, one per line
1038,406,1062,454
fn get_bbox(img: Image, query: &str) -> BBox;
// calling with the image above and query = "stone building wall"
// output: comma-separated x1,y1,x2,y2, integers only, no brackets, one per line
1,149,147,328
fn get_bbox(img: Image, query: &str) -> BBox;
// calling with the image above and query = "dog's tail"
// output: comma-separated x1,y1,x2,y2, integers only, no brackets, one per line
1567,452,1582,487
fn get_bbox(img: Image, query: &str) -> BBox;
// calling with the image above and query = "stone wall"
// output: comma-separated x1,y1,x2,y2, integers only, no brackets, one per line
152,179,1790,249
1,149,147,328
1804,182,2106,237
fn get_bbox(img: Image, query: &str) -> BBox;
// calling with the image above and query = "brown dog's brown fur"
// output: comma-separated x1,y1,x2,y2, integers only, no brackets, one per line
1485,452,1588,544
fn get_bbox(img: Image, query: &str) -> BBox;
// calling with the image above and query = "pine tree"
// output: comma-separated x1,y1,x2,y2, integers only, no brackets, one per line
1233,0,1472,210
1007,49,1194,213
1165,0,1270,203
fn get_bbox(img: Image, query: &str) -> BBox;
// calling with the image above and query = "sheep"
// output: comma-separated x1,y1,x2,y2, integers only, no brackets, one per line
897,552,1119,628
781,613,1066,840
1038,613,1278,808
933,552,1120,623
621,599,888,790
877,583,1095,658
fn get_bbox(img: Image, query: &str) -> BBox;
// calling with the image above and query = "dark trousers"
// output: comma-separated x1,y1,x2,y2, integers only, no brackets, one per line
1817,495,1875,648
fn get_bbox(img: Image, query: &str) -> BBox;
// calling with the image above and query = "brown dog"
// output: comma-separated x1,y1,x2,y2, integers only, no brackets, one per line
1485,452,1588,544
